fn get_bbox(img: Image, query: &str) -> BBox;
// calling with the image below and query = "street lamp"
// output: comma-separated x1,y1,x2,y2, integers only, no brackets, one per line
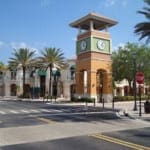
132,52,137,111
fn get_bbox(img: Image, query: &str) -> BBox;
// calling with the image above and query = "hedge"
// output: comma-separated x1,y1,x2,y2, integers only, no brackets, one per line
113,95,149,102
71,97,95,103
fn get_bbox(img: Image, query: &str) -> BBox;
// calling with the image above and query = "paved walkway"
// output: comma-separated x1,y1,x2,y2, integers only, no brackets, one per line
51,98,150,121
103,101,150,120
36,99,150,121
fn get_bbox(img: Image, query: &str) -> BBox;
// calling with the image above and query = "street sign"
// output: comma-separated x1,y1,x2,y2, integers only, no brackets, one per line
136,72,144,84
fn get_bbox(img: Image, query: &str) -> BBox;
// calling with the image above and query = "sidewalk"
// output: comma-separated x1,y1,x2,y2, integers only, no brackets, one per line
98,101,150,121
54,99,150,121
47,98,150,121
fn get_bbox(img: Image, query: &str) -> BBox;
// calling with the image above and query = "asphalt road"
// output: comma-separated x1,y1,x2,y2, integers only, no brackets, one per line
0,135,133,150
105,127,150,148
0,100,119,128
0,128,149,150
0,100,150,150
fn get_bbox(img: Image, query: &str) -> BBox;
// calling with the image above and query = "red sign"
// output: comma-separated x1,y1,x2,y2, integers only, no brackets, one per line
136,72,144,84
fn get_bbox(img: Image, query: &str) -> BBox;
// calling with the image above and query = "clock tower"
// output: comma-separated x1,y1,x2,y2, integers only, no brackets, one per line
70,13,117,102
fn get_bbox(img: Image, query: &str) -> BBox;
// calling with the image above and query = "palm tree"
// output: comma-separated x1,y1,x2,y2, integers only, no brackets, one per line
0,61,7,72
134,0,150,43
0,61,7,83
38,47,66,98
9,48,36,97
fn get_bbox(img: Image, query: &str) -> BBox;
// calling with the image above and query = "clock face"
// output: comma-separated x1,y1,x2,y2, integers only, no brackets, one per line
80,40,87,51
97,40,105,50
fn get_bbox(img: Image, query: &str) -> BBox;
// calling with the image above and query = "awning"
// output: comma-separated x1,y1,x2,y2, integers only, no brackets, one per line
70,65,76,70
52,70,61,77
38,70,46,76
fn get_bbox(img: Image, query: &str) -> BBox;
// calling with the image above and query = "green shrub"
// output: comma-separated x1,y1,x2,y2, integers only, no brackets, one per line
113,96,134,102
113,95,149,102
71,97,95,103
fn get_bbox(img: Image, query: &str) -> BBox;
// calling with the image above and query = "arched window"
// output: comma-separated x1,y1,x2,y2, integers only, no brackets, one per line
70,65,75,80
10,70,17,80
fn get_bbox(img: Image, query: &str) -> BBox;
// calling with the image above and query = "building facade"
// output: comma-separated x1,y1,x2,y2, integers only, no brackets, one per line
0,59,148,100
0,59,76,99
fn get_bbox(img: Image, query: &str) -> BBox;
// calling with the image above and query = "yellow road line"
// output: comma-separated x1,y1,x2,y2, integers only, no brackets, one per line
37,117,56,124
90,134,150,150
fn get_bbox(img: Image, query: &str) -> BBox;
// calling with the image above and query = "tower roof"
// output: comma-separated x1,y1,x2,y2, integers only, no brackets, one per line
70,12,118,30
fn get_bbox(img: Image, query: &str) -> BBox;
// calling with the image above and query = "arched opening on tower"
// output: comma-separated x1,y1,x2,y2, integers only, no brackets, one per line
78,69,88,96
96,69,107,102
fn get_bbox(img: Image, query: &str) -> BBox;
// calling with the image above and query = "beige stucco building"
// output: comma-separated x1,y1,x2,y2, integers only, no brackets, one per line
0,59,76,99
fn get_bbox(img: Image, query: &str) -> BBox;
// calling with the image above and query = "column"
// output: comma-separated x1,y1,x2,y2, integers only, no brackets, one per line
83,70,87,95
121,87,125,96
78,26,82,35
90,20,94,31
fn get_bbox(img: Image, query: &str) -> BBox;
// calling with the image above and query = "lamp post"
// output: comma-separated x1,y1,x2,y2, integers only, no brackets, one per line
132,52,137,111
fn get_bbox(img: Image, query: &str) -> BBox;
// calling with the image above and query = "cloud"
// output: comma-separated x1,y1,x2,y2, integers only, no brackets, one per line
40,0,51,7
10,42,39,55
10,42,27,49
104,0,116,7
104,0,128,8
113,43,125,51
72,37,76,41
0,41,5,49
122,0,127,7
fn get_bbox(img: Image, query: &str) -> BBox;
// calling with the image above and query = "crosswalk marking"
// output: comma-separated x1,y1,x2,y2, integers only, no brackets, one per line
0,108,61,115
20,109,30,113
9,110,19,114
52,109,63,112
0,111,6,115
30,109,41,113
40,109,52,113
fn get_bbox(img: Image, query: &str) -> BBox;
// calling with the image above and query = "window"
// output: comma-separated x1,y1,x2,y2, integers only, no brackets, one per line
70,65,75,80
11,71,17,80
0,71,3,80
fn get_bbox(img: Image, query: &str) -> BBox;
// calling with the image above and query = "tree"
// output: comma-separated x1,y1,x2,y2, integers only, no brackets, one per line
9,48,36,97
112,42,150,95
134,0,150,43
38,47,66,98
0,61,7,72
112,43,136,95
0,61,7,82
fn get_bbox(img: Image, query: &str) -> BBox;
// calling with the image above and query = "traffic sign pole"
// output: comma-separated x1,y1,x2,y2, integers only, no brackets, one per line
139,85,142,117
136,72,144,117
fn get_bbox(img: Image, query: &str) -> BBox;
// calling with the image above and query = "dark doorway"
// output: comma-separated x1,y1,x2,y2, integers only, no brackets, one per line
24,84,31,98
10,84,17,96
40,76,46,97
70,84,76,99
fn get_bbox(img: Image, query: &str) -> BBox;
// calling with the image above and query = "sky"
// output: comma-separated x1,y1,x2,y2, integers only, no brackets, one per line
0,0,146,64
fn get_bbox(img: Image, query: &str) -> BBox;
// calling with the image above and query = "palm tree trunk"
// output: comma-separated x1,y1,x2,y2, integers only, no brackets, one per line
23,66,26,98
49,63,52,99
